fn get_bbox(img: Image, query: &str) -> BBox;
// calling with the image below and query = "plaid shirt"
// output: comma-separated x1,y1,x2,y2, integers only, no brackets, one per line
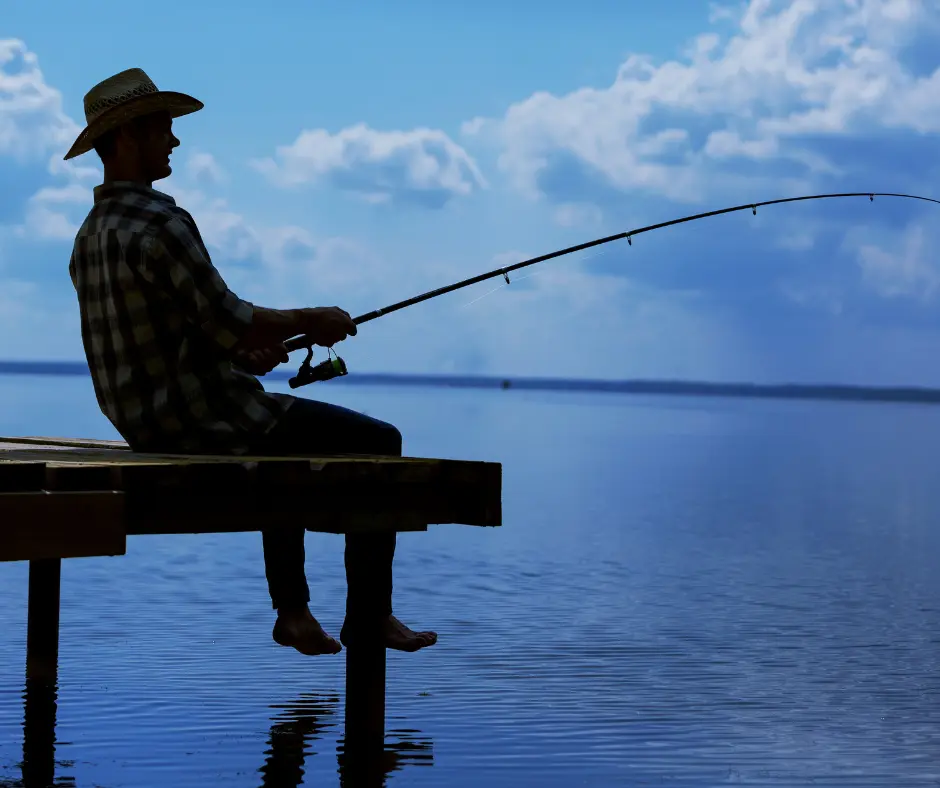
69,181,292,454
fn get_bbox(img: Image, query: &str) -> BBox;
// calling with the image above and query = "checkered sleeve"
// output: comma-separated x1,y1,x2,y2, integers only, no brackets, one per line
143,216,253,352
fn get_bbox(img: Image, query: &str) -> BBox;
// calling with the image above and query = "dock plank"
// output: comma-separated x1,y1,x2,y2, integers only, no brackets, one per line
0,436,130,450
0,440,499,492
0,435,502,551
0,491,126,561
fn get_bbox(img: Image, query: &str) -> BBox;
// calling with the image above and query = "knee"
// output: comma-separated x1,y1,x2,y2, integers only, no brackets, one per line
378,423,403,456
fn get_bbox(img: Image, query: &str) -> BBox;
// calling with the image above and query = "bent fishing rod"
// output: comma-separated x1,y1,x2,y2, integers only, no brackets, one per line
282,191,940,388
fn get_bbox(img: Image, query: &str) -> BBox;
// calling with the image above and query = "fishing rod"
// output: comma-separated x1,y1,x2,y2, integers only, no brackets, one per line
282,191,940,388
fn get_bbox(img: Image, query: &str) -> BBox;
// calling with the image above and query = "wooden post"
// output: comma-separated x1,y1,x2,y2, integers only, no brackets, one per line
26,558,61,681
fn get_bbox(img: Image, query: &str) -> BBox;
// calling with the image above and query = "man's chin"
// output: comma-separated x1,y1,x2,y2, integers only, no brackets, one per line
154,163,172,181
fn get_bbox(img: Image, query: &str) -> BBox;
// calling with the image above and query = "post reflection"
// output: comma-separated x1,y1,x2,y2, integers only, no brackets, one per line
257,692,433,787
336,727,433,787
8,682,434,787
0,676,74,788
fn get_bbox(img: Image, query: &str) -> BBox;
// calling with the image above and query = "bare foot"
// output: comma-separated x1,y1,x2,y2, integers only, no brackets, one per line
340,615,437,652
383,615,437,652
273,607,342,656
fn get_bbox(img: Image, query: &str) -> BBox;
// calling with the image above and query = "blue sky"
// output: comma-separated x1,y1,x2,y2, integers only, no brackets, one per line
3,0,940,385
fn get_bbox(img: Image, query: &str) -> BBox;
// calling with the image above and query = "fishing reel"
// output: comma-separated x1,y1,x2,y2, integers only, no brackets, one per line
288,346,348,389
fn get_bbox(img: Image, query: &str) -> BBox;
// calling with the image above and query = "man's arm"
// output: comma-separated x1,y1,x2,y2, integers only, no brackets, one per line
232,343,289,376
239,306,309,349
142,217,256,354
142,217,356,354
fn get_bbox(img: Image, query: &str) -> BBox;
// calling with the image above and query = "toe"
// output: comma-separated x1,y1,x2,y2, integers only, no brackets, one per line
299,635,342,656
273,618,343,656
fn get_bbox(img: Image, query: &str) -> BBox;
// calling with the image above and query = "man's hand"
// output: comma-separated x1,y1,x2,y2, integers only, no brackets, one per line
299,306,357,347
234,343,289,376
241,305,358,349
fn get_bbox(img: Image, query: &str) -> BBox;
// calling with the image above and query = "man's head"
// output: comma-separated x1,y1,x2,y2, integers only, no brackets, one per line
63,68,201,175
92,110,179,183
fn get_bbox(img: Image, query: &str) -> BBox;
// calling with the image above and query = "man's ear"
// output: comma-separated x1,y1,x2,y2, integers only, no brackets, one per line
115,117,148,153
115,124,138,153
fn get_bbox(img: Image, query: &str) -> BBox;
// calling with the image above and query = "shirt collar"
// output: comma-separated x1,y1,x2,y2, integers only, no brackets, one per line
92,181,177,206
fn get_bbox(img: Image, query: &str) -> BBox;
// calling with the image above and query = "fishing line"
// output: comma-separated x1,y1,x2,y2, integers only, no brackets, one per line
282,191,940,388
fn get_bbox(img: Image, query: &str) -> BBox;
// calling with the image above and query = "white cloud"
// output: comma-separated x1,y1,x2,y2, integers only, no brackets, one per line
12,182,92,242
185,151,226,186
780,281,844,315
704,129,779,159
0,39,102,242
553,202,604,229
14,203,78,242
463,0,940,203
251,123,487,208
28,183,90,204
0,38,82,165
854,222,940,301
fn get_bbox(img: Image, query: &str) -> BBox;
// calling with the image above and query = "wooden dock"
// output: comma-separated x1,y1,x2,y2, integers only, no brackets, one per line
0,435,501,773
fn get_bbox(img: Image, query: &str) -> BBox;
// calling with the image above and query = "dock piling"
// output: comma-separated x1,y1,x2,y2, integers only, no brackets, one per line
26,558,61,682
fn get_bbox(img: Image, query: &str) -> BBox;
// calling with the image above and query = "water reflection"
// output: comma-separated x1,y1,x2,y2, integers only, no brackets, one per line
258,693,340,786
7,680,434,788
336,727,433,787
257,692,433,787
0,678,75,788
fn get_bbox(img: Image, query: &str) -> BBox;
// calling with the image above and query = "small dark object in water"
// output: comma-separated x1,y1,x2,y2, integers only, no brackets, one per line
501,380,511,390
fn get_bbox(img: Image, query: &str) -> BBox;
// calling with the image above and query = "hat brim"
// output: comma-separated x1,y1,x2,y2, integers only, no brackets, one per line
63,90,204,161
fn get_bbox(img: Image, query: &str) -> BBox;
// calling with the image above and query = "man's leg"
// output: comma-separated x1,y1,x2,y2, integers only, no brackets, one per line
251,397,435,654
262,525,311,611
250,403,342,655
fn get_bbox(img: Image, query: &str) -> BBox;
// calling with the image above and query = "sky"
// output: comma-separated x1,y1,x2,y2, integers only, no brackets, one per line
3,0,940,385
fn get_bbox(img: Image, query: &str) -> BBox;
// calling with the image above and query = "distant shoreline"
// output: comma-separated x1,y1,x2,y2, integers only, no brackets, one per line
3,359,940,406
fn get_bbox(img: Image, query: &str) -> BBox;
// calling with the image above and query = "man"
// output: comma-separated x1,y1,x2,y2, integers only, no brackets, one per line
64,68,436,656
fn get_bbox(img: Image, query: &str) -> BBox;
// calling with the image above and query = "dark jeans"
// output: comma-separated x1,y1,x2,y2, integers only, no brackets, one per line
248,397,402,621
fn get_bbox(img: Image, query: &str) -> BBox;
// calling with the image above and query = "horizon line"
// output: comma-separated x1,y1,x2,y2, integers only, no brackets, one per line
2,359,940,406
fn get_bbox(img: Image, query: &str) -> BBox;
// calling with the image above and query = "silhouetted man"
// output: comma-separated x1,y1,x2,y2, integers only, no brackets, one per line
64,68,436,656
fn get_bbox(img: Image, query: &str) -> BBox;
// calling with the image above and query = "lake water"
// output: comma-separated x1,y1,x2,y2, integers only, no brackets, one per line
1,374,939,787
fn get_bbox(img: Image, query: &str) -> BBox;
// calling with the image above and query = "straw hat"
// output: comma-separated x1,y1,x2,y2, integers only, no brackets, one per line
63,68,203,160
